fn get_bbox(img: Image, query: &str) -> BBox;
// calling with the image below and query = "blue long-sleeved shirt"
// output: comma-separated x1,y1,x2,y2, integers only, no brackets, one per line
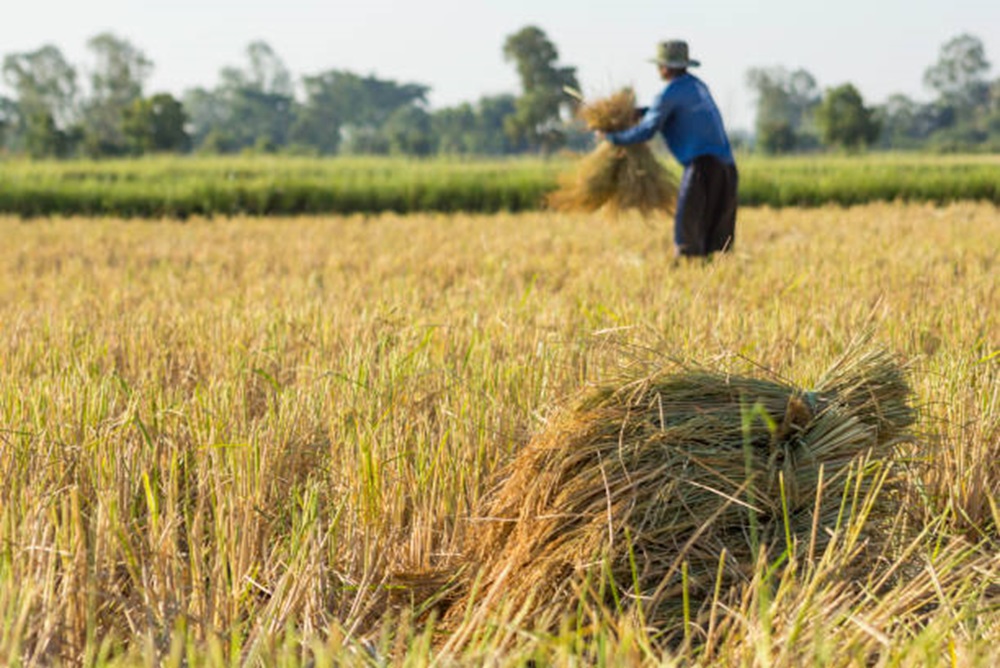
606,73,734,167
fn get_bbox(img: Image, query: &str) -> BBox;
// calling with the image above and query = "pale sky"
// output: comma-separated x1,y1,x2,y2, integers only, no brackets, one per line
2,0,998,132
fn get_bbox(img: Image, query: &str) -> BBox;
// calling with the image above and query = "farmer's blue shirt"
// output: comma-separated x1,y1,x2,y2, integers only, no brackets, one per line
606,73,734,167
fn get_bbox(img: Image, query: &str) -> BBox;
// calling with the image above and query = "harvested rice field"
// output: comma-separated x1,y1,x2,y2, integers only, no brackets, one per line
1,202,998,666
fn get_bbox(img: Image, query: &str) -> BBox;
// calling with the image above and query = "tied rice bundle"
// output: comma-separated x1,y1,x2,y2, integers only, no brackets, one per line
447,346,914,639
548,88,678,217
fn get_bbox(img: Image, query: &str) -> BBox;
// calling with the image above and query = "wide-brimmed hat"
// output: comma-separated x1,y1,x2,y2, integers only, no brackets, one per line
649,40,700,68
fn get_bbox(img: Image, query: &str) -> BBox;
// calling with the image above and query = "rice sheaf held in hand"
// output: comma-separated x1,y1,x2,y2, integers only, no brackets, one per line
547,88,679,217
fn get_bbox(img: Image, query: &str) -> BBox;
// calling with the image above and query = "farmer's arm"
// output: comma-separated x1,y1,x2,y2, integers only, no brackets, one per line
606,89,673,145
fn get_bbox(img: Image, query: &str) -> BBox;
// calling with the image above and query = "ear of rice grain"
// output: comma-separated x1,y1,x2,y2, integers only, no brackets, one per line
578,88,639,133
548,88,678,217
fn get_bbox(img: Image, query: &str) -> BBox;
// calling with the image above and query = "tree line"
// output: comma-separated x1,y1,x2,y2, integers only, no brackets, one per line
747,34,998,153
1,28,996,159
0,27,579,159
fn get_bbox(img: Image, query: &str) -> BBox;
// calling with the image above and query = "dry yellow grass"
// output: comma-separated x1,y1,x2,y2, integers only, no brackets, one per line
0,202,997,665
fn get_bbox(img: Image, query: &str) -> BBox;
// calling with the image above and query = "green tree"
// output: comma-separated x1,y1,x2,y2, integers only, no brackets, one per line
0,96,15,149
226,88,296,152
341,126,390,155
432,103,477,154
431,94,519,155
83,33,153,156
383,105,433,156
755,119,797,154
292,70,428,155
475,94,519,154
815,83,880,151
23,111,76,157
182,87,236,152
924,34,990,106
122,93,190,154
181,42,296,153
875,94,956,148
2,45,78,127
922,34,995,149
502,26,579,153
289,70,356,155
746,67,820,153
989,78,1000,142
235,40,294,97
2,45,79,155
216,41,296,151
877,94,920,148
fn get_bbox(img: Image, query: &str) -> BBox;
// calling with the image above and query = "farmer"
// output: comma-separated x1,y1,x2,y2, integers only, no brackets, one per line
601,40,737,257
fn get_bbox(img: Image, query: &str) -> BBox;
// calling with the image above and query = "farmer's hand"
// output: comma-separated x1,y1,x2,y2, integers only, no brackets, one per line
594,130,606,142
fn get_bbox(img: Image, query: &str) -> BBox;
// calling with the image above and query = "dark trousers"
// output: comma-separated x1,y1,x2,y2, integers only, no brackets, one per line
674,155,738,256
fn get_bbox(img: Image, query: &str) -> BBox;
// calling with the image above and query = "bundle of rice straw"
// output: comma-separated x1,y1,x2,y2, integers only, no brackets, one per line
547,88,678,217
447,346,914,640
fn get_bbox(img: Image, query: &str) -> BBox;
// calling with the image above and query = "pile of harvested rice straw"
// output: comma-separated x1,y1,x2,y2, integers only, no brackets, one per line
446,347,914,639
547,88,679,217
